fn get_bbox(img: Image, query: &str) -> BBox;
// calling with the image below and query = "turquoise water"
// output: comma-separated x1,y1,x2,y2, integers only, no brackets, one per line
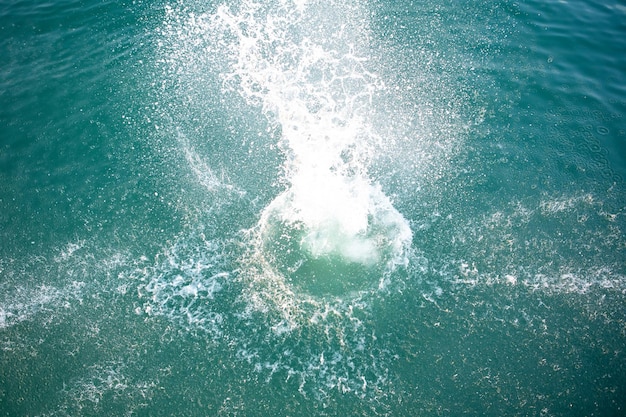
1,0,625,415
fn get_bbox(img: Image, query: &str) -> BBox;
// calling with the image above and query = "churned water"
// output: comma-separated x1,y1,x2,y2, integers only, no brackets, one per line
1,0,625,415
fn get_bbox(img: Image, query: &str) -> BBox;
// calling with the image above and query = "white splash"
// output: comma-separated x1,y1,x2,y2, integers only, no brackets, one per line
212,0,413,295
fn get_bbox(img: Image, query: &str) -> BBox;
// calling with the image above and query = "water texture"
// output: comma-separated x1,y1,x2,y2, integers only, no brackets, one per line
1,0,625,415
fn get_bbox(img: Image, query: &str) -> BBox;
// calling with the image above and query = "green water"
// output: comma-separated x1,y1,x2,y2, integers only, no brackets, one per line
1,0,625,416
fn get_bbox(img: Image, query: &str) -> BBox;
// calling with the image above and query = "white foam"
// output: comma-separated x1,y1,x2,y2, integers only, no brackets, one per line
55,360,159,416
259,178,411,267
177,129,245,198
131,230,229,337
443,193,626,294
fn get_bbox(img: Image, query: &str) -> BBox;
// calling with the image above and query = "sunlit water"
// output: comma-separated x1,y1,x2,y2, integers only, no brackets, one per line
1,0,625,415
